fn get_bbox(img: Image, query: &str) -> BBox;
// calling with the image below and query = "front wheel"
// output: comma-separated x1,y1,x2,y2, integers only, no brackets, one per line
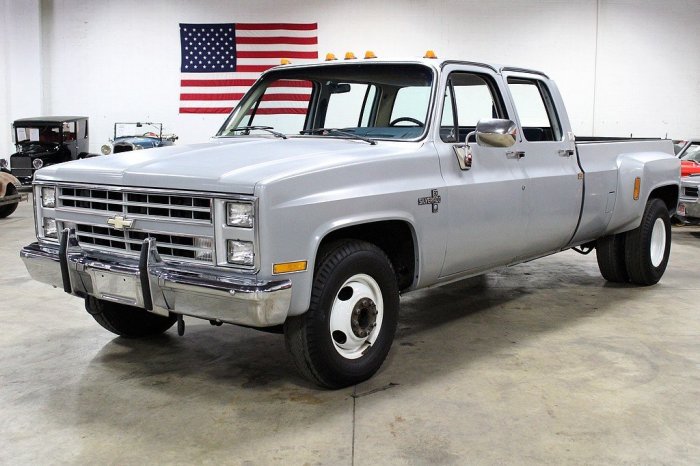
284,240,399,389
85,297,177,337
624,198,671,286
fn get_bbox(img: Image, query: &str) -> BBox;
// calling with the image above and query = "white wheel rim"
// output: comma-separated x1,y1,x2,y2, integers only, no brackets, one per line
328,273,384,360
650,217,666,267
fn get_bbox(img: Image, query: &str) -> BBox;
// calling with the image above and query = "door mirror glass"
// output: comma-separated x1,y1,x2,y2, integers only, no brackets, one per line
475,118,517,148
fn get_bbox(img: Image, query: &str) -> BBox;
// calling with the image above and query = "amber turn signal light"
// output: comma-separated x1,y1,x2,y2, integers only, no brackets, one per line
273,261,308,274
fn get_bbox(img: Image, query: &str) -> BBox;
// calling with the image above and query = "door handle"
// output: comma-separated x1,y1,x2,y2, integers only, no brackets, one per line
506,151,525,159
558,149,574,157
453,143,472,170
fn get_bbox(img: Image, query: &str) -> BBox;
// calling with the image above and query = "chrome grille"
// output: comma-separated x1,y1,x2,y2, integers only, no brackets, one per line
59,187,212,223
684,186,698,198
113,143,134,153
10,155,32,169
56,185,215,264
73,223,213,262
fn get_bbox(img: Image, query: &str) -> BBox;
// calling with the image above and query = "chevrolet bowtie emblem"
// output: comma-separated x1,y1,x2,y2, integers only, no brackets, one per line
107,215,134,230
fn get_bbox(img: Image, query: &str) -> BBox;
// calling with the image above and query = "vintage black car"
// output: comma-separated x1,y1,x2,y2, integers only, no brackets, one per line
1,116,91,185
100,122,177,155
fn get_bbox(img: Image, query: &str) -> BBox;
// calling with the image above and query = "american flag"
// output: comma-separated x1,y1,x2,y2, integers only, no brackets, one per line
179,22,318,114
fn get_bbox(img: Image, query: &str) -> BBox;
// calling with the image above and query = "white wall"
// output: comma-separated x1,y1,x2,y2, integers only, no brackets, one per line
2,0,699,156
0,0,43,158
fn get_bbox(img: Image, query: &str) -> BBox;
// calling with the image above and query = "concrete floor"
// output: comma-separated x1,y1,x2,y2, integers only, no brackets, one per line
1,195,700,465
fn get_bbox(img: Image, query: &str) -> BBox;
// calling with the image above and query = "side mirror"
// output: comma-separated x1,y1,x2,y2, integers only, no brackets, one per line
475,118,517,148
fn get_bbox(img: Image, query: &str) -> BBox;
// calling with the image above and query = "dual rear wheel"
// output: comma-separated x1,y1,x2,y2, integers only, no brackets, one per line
596,198,671,286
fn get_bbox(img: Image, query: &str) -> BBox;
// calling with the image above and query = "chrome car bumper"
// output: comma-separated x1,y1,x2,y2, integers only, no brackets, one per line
20,229,292,327
677,197,700,222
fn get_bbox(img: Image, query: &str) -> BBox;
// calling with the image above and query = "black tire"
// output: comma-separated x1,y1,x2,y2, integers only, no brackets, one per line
596,233,629,283
85,297,177,338
624,198,671,286
284,240,399,389
0,184,19,218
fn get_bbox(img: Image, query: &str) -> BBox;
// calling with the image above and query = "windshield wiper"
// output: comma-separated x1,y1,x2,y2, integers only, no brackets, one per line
226,126,287,139
300,128,377,145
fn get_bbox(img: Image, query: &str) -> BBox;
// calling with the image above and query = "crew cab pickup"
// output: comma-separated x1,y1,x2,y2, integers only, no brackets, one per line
21,57,680,388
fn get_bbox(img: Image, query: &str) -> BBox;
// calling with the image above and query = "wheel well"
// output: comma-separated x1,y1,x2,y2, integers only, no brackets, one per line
5,183,16,197
650,184,679,213
319,220,416,291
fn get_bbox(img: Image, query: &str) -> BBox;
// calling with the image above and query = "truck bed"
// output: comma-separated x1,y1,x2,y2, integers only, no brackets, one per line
570,138,676,245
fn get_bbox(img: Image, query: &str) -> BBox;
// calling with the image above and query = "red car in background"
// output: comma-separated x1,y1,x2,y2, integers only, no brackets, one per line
675,140,700,176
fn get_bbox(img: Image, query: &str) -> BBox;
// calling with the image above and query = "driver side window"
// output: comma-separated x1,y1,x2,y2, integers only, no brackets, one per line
440,72,504,142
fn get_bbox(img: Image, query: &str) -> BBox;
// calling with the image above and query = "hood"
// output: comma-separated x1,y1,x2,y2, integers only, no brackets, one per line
35,136,418,195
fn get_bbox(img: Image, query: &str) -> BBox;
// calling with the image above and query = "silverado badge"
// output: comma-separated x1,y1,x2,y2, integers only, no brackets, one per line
107,215,134,230
418,189,441,213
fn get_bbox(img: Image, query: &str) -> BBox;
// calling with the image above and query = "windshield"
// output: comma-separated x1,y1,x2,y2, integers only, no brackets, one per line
216,63,435,141
681,143,700,162
114,122,162,139
15,125,66,144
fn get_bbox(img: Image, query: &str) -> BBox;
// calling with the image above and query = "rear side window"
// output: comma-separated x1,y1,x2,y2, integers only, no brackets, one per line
507,78,562,142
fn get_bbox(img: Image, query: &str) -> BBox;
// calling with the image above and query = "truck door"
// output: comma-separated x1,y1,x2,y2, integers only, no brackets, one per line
501,72,582,259
435,65,527,277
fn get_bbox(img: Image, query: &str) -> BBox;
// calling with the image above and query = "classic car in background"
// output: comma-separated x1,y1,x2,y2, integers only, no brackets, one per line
673,139,700,224
674,139,700,177
0,116,91,185
100,122,178,155
0,171,28,218
676,175,700,224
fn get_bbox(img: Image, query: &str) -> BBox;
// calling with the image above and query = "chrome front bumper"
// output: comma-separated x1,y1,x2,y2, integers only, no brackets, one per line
20,229,292,327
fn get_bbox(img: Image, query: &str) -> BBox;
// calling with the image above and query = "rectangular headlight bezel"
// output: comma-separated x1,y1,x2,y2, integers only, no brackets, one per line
41,186,56,208
226,201,254,228
227,239,254,266
42,217,58,239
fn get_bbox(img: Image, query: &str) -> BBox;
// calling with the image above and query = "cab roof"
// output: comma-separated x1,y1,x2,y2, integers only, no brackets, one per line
14,116,87,124
272,57,549,79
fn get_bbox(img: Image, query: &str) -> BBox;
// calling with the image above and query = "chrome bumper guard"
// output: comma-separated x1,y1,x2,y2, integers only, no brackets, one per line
20,228,292,327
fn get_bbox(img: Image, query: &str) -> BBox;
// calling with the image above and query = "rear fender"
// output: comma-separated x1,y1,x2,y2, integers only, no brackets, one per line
606,152,680,235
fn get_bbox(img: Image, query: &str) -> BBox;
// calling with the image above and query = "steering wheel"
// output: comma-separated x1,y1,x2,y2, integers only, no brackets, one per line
389,117,424,127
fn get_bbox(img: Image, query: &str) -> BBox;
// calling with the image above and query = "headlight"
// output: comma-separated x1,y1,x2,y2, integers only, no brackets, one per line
227,240,254,266
41,186,56,208
0,158,7,169
33,159,44,169
43,217,58,239
101,144,112,155
226,202,254,228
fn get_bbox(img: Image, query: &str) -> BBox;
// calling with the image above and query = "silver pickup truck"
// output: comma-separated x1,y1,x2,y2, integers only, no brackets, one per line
21,57,680,388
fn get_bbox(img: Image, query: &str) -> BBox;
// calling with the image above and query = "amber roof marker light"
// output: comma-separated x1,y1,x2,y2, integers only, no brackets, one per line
325,53,338,61
424,50,438,59
364,50,377,59
344,51,357,60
